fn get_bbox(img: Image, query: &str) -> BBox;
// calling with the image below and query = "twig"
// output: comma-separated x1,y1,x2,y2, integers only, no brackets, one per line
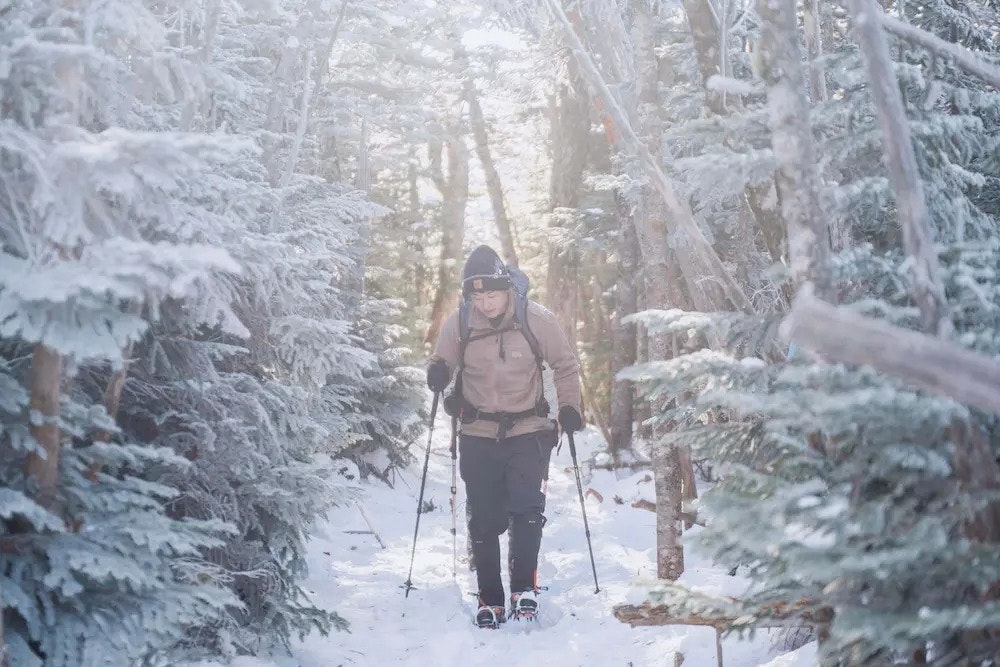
356,502,387,549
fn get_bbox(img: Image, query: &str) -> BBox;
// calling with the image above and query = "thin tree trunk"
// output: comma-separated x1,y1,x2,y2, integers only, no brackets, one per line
545,58,588,350
653,427,684,579
609,199,638,462
681,0,726,114
424,133,469,346
803,0,828,102
847,0,948,336
88,329,139,482
409,162,427,308
25,344,62,512
633,3,685,578
280,50,314,190
757,0,832,300
463,73,518,267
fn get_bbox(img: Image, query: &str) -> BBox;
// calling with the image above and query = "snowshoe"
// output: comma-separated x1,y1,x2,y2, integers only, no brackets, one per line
508,590,539,622
474,603,505,629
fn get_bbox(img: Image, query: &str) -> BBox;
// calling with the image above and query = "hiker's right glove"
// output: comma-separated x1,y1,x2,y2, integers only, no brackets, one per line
426,359,450,393
558,406,582,433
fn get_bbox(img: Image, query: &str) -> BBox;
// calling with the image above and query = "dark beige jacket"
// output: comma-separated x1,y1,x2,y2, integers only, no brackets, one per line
430,296,581,439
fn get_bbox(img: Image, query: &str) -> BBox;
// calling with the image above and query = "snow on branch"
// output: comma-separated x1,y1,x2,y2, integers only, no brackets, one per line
881,15,1000,92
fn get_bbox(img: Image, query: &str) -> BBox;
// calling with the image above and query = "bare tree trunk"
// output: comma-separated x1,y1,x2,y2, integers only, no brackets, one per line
847,0,948,336
609,201,638,463
653,428,684,579
681,0,726,114
25,344,62,512
545,60,589,350
632,3,685,578
803,0,828,102
463,73,518,268
88,327,139,482
757,0,832,300
280,50,314,190
424,133,470,346
409,162,427,308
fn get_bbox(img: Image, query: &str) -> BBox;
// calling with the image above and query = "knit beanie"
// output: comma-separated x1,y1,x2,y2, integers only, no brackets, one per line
461,245,511,296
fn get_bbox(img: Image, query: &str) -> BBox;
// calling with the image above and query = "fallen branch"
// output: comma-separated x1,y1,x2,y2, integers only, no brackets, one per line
630,498,705,527
613,597,825,628
356,502,387,550
881,15,1000,92
783,289,1000,415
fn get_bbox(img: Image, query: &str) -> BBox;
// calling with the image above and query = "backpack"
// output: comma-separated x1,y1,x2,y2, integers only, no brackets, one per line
445,266,549,421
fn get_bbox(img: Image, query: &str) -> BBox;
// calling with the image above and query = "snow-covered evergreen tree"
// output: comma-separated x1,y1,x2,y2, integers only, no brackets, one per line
625,0,1000,663
0,1,243,664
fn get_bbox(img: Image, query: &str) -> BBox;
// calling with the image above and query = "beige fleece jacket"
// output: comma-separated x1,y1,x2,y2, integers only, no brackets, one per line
430,295,582,439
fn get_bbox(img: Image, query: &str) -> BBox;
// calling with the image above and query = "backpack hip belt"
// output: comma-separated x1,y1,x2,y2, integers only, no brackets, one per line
445,395,550,440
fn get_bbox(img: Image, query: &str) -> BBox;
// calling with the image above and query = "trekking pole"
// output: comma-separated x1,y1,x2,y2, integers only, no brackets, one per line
567,431,600,593
402,391,439,598
449,413,458,578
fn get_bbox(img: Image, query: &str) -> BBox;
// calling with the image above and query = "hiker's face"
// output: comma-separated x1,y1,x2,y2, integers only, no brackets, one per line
472,290,509,319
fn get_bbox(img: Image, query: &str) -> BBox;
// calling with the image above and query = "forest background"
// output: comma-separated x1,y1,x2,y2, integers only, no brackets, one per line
2,0,1000,665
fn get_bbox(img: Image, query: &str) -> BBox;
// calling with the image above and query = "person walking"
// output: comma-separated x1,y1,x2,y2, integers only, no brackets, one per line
426,245,583,629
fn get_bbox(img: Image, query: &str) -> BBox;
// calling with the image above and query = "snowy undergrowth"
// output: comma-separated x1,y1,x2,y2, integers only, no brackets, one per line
187,420,816,667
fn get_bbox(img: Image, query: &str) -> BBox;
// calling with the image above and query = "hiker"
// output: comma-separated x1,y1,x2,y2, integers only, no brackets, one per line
426,244,583,629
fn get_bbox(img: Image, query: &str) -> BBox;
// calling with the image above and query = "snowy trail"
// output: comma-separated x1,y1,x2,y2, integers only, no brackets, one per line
194,424,815,667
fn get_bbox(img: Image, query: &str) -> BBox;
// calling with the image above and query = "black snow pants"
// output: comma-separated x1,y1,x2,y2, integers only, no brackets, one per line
459,427,558,607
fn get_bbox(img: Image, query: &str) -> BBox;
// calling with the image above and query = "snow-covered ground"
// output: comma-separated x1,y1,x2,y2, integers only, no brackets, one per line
190,424,816,667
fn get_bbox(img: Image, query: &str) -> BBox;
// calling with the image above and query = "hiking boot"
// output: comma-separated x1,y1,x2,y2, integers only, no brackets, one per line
474,604,506,629
509,590,539,621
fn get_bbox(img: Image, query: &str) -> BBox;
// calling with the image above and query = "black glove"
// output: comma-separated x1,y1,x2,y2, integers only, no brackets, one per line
426,359,450,393
558,405,582,433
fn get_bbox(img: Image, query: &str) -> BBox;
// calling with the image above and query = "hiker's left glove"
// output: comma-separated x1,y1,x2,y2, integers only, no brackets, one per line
426,359,450,393
558,406,582,433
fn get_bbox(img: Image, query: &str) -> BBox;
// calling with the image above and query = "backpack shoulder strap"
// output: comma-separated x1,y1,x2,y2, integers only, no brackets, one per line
515,298,543,368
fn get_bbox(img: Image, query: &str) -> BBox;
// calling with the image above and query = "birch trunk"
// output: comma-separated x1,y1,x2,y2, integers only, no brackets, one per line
757,0,832,300
424,133,470,346
847,0,948,336
25,344,62,511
